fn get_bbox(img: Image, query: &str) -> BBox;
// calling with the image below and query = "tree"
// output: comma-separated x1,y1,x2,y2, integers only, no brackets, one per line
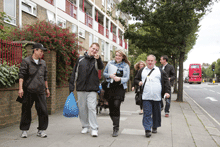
117,0,217,101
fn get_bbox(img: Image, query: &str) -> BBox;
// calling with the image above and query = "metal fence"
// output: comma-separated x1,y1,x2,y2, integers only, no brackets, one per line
0,39,22,65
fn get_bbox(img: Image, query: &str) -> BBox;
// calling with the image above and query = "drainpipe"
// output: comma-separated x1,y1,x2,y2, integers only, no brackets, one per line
19,0,22,28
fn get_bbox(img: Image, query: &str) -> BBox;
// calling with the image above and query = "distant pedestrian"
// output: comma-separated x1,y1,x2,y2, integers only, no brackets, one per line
132,61,146,115
18,43,50,138
69,43,104,137
135,55,170,138
103,49,130,137
160,55,175,117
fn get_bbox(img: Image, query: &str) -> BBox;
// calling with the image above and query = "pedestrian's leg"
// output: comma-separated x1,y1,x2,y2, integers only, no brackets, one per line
35,94,48,130
87,92,98,130
20,93,35,131
142,100,153,131
165,96,171,114
152,101,161,129
77,92,89,129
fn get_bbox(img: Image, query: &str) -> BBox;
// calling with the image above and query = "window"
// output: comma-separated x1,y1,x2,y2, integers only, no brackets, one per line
94,36,98,43
79,28,85,38
89,33,93,47
102,0,105,6
57,16,66,28
105,42,109,61
21,0,37,16
101,40,104,55
4,0,16,25
47,10,55,24
72,24,77,33
107,0,111,11
57,0,66,11
191,65,199,69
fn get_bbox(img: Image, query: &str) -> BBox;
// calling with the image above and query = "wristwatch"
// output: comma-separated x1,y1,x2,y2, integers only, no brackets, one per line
46,88,48,90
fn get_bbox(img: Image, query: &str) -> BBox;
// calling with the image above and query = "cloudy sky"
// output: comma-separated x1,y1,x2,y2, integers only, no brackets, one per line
183,2,220,69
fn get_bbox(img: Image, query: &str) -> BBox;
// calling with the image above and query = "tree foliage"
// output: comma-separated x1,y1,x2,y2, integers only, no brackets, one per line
117,0,217,101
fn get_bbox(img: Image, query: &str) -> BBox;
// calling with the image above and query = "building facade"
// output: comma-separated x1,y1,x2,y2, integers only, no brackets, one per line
1,0,130,60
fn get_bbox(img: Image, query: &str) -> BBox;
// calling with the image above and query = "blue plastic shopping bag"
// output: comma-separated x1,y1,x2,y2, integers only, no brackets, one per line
63,92,79,117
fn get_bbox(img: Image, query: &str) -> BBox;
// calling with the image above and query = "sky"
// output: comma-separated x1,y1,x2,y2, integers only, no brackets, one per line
183,2,220,69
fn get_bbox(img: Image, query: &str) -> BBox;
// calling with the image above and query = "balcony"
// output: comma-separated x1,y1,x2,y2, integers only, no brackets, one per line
124,40,127,49
45,0,54,5
119,38,122,47
85,13,93,28
113,33,117,43
98,23,104,35
106,29,109,38
66,0,77,19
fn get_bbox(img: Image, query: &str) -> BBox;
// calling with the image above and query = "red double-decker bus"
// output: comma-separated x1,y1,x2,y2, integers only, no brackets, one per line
188,63,202,84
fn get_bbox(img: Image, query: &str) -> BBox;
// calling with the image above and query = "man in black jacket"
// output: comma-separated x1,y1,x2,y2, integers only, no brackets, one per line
135,55,171,138
18,43,50,138
160,55,175,117
69,43,104,137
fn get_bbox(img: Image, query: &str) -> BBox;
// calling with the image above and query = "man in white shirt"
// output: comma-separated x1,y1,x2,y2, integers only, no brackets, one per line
134,55,171,138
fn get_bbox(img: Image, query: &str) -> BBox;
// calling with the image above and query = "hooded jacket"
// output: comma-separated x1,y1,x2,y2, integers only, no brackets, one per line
69,52,104,92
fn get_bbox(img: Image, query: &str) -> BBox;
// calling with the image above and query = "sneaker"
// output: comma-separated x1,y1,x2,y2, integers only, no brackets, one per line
145,130,151,138
152,128,157,133
37,130,47,138
21,131,27,138
165,113,169,117
91,130,98,137
81,128,90,134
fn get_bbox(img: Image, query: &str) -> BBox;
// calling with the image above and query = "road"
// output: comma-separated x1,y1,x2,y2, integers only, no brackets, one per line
183,82,220,130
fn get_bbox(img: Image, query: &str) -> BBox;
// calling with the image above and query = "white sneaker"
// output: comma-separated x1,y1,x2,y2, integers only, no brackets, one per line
81,128,89,134
21,131,27,138
37,130,47,138
91,130,98,137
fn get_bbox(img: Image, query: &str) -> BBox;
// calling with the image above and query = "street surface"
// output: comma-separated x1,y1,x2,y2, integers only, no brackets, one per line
183,82,220,130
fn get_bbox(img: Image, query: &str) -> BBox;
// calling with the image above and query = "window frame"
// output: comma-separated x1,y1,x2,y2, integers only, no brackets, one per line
21,0,37,17
4,0,16,26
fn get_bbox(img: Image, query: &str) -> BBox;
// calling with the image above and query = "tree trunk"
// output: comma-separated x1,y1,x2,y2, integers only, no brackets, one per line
176,51,184,102
173,58,178,93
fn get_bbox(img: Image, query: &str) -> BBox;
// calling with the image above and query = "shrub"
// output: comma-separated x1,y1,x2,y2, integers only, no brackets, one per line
0,61,19,87
8,21,84,85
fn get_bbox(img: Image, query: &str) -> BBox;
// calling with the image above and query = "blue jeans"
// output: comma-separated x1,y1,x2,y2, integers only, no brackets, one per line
142,100,161,131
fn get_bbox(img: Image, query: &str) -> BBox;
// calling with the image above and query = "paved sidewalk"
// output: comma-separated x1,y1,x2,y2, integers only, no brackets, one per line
1,91,220,147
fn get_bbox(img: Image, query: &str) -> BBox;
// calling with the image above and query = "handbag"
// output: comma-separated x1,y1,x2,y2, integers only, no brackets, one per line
63,92,79,117
16,65,41,103
135,68,155,105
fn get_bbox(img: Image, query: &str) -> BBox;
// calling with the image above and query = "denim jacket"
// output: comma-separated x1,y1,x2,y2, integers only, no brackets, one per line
103,60,130,89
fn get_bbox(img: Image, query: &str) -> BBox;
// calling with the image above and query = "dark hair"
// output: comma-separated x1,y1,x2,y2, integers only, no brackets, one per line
90,42,100,48
161,55,168,62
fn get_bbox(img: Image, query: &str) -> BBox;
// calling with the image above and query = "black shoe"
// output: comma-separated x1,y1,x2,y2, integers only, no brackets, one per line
152,128,157,133
145,130,151,138
112,129,119,137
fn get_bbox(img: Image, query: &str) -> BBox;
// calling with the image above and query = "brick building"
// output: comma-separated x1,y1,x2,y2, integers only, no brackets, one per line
0,0,131,128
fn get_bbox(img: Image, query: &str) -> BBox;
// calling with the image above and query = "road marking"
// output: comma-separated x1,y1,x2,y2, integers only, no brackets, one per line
205,97,218,101
217,92,220,95
209,90,215,92
184,91,220,127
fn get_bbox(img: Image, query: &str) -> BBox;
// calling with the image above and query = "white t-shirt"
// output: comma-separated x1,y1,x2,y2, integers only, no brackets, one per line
33,59,39,65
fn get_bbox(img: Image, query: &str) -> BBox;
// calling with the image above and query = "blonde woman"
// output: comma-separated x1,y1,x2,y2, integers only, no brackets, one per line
103,49,130,137
132,61,146,114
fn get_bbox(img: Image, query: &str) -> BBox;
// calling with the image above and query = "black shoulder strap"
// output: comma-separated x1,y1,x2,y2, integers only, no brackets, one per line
25,65,41,89
142,68,155,89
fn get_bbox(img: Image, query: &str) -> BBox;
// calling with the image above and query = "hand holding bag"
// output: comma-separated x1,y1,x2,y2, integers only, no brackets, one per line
63,92,79,118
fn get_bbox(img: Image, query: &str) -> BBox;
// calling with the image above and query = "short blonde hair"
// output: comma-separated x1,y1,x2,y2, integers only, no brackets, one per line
115,49,131,66
134,60,146,70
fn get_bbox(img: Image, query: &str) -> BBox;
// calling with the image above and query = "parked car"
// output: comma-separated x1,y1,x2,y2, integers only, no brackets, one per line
184,77,189,83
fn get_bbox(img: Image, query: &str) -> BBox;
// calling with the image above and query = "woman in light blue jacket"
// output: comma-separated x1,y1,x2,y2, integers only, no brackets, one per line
103,49,130,137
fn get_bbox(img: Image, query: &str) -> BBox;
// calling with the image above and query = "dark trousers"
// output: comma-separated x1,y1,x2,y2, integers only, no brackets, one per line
108,99,121,130
161,95,171,113
20,92,48,131
142,100,161,131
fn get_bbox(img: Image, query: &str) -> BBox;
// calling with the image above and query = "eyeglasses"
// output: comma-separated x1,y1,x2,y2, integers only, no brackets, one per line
92,48,99,52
